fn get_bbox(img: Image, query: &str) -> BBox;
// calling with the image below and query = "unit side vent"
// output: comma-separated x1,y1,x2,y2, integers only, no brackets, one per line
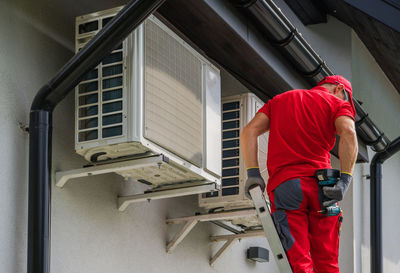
199,93,268,211
205,100,240,199
75,8,126,146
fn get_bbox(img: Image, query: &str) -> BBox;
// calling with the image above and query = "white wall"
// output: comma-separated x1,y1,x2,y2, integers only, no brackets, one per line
351,31,400,273
51,177,279,273
329,156,354,273
221,68,251,97
0,1,72,272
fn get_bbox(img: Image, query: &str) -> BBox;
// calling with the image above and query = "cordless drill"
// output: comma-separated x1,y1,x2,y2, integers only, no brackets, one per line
315,169,342,216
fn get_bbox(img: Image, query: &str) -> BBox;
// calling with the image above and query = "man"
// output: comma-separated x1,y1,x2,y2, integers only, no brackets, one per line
240,75,358,273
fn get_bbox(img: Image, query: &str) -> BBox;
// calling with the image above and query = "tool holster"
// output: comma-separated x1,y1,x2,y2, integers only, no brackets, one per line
315,169,341,216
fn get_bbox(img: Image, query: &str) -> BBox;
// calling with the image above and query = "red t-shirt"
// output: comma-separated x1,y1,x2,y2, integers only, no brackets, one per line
258,86,355,193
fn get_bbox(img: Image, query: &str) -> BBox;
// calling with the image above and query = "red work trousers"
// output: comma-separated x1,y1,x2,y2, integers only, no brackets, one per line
268,177,342,273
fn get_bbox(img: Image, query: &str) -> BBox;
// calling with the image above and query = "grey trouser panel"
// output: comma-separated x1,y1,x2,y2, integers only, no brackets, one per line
271,178,303,251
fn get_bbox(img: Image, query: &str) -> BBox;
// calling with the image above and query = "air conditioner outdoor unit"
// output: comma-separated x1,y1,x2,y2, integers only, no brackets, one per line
74,7,221,190
199,93,268,213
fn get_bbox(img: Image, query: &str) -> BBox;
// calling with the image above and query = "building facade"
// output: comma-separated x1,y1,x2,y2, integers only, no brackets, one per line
1,0,399,272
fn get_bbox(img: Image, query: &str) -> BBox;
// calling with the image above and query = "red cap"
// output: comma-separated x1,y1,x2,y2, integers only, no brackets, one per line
317,75,356,117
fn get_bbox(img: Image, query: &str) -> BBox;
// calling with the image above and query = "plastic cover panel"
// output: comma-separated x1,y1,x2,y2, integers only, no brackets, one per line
204,65,221,176
255,100,269,183
144,19,203,167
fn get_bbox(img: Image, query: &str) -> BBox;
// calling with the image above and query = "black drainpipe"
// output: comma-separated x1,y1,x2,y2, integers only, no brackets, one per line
231,1,394,273
27,0,165,272
370,136,400,273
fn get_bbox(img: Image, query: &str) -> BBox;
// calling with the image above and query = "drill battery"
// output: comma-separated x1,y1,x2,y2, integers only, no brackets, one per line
315,169,342,216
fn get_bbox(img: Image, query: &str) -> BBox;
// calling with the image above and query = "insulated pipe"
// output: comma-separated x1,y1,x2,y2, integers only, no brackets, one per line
231,0,390,152
370,136,400,273
27,1,165,272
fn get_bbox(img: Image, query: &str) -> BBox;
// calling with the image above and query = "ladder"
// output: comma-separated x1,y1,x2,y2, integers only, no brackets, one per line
249,186,293,273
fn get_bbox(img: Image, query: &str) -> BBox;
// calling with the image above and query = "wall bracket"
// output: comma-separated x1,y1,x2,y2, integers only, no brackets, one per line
55,155,218,210
118,182,217,211
165,209,265,266
55,155,169,188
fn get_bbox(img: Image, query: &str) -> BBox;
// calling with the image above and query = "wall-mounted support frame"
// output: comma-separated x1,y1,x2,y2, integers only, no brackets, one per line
55,154,218,211
166,209,265,266
55,155,168,187
118,183,217,211
209,230,265,266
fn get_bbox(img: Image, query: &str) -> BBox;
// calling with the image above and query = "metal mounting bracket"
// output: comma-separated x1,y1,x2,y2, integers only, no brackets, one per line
165,209,265,266
55,155,169,188
118,182,217,211
209,230,265,266
55,154,218,209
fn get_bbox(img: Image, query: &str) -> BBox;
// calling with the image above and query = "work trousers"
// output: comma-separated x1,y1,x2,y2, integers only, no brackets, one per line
268,177,342,273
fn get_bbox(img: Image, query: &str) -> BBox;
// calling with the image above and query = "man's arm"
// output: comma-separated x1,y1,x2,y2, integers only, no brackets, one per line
241,112,270,198
323,115,357,205
240,112,270,168
334,115,358,174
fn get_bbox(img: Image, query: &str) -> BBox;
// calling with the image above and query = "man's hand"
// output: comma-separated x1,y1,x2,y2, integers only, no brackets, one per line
322,172,352,206
245,168,266,199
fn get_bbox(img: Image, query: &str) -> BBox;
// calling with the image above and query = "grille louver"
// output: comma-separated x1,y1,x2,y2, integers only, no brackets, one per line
199,93,268,211
76,12,126,144
204,100,241,198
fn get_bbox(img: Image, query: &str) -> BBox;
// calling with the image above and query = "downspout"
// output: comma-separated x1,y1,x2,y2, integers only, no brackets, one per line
231,1,393,273
27,1,165,272
370,136,400,273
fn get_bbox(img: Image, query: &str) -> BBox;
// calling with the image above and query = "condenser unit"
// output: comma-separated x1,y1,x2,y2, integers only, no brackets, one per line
199,93,268,212
73,7,221,193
